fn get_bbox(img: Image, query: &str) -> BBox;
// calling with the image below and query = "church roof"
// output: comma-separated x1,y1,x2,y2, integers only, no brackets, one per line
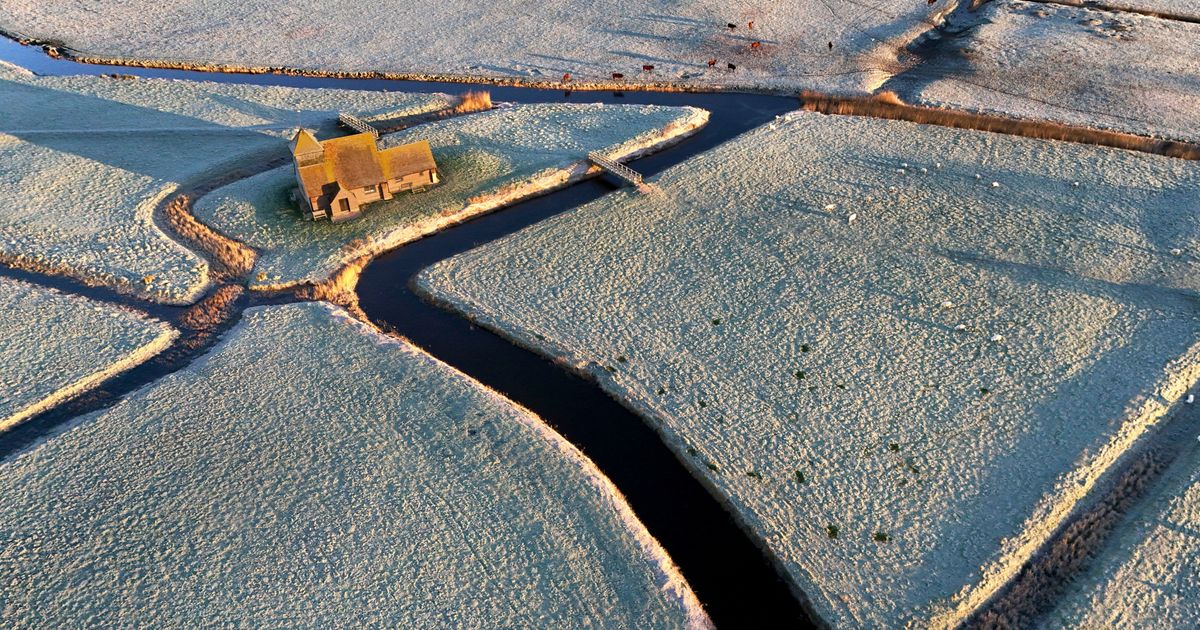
290,128,322,155
293,132,438,201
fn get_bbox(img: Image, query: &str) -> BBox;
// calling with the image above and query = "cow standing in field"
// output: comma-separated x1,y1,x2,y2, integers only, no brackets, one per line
643,64,655,73
562,72,571,83
727,62,737,70
612,72,624,80
727,22,737,29
707,59,717,68
750,41,762,51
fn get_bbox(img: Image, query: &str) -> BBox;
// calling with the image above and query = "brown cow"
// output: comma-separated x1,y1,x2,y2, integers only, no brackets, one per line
750,41,762,51
643,64,655,72
707,58,717,67
562,72,572,82
612,72,625,80
748,21,754,29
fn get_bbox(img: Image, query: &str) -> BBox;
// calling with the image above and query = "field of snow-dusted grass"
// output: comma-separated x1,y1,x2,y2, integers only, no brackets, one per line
1043,443,1200,628
419,112,1200,627
0,0,954,94
193,103,708,290
0,301,709,628
0,63,450,303
0,277,175,432
891,0,1200,142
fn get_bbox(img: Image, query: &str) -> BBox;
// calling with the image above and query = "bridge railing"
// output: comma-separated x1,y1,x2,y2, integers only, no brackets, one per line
587,151,644,186
338,112,380,139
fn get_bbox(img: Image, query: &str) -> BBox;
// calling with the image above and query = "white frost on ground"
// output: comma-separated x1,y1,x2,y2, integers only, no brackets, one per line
0,277,175,432
193,103,708,290
0,63,450,303
891,0,1200,142
418,112,1200,627
1042,444,1200,628
1032,0,1200,18
0,0,955,94
0,301,710,629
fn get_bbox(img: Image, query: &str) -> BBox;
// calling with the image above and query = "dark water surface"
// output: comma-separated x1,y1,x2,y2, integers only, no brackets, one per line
1,36,816,628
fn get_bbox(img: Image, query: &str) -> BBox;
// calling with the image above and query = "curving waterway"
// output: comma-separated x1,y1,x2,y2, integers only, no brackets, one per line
0,36,813,627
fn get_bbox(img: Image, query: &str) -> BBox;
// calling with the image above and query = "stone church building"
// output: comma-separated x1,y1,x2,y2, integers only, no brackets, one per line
291,129,440,222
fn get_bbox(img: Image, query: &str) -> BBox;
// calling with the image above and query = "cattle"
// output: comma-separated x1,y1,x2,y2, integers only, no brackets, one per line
612,72,625,80
562,72,572,82
748,21,754,29
642,64,655,72
727,22,737,29
750,41,762,51
707,58,717,67
828,41,833,50
727,63,737,70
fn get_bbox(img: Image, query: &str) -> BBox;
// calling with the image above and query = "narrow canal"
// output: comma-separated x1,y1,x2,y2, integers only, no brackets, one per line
1,36,815,627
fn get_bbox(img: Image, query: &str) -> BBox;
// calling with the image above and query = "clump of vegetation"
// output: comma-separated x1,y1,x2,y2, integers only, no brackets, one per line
905,457,920,474
686,446,699,456
826,525,839,539
795,470,807,483
980,387,991,395
698,400,708,408
657,386,666,395
888,442,900,452
712,318,722,326
705,461,719,472
616,356,627,363
873,531,890,542
795,370,806,380
746,471,762,480
801,343,811,352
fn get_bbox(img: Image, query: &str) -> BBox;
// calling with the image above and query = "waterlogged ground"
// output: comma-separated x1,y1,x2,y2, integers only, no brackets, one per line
0,302,709,628
0,277,175,432
0,63,450,303
193,103,707,289
419,111,1200,627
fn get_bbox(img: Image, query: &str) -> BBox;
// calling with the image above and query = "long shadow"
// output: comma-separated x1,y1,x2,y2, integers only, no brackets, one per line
2,36,815,626
358,93,816,627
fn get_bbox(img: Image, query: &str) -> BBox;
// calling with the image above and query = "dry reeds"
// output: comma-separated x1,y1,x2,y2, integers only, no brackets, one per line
800,91,1200,160
161,194,257,281
966,450,1168,629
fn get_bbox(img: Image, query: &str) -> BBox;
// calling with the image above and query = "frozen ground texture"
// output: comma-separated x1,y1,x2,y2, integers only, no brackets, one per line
193,103,707,290
1043,443,1200,628
0,277,175,432
419,112,1200,627
0,63,449,303
0,0,954,94
890,0,1200,142
0,302,708,628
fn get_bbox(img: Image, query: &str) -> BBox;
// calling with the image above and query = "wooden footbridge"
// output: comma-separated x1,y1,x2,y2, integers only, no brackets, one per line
338,112,380,139
588,151,647,190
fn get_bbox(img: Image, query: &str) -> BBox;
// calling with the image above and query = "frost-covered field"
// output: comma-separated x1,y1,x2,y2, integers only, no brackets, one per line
891,0,1200,142
194,103,707,290
0,0,952,94
419,112,1200,627
0,63,450,303
1043,445,1200,628
0,277,175,432
0,302,708,628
